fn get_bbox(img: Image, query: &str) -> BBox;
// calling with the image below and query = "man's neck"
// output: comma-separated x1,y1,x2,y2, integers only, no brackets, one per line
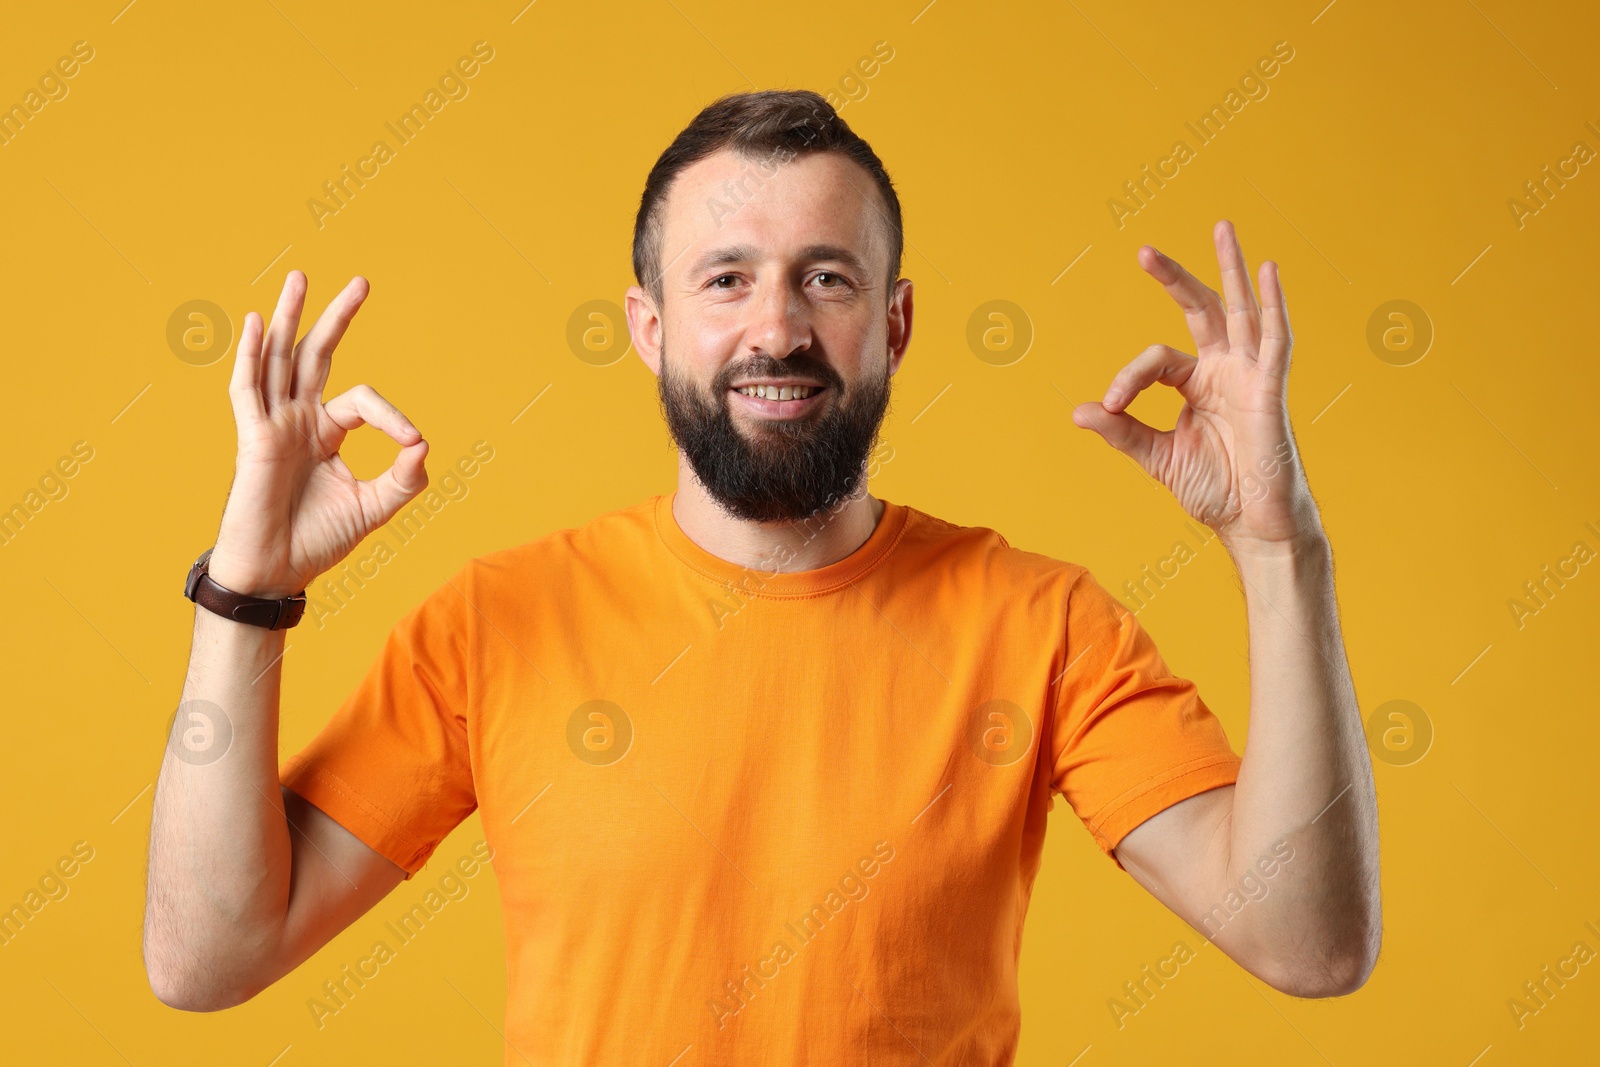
670,456,885,574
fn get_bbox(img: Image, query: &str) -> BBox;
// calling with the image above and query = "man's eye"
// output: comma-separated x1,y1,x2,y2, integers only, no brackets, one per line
711,274,739,288
813,272,847,288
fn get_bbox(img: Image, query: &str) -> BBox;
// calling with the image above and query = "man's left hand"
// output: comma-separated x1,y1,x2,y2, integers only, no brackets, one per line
1073,220,1323,557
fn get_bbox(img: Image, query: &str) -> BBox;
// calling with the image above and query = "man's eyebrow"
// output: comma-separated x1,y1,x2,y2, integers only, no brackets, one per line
800,244,871,276
689,244,760,275
686,243,872,277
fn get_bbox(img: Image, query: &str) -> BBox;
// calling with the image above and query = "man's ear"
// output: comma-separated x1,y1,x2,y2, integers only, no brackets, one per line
625,284,662,376
886,277,913,377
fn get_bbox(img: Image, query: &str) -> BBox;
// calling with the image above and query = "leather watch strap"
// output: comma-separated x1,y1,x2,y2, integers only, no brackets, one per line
184,547,307,630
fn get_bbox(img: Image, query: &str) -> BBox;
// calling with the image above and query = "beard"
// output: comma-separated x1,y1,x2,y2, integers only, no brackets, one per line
656,343,891,524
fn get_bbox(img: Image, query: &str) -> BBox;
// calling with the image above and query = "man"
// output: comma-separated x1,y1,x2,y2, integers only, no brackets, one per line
144,90,1380,1063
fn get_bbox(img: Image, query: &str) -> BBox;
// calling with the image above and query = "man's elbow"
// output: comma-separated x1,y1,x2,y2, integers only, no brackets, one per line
1262,924,1382,998
144,943,259,1013
1265,951,1375,998
147,966,245,1013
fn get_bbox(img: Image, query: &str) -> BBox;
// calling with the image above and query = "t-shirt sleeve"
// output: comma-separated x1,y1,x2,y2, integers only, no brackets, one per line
1049,566,1241,870
279,563,478,880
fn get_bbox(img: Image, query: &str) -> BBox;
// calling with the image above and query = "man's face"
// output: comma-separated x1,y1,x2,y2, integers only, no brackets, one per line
627,147,912,524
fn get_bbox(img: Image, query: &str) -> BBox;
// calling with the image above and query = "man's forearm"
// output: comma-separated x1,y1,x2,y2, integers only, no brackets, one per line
1221,531,1381,992
144,608,294,1008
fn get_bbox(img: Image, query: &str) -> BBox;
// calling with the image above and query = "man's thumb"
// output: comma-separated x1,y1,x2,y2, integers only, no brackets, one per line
1072,402,1159,469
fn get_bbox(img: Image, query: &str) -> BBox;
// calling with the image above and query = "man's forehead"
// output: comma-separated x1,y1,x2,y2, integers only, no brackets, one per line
659,147,886,269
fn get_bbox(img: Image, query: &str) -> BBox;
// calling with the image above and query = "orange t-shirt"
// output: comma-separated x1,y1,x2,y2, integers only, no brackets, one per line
280,491,1241,1064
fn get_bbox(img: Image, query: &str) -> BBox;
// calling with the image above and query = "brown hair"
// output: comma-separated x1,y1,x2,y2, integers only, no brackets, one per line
631,89,903,307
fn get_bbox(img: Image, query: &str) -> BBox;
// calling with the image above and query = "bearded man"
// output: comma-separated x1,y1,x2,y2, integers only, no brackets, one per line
144,89,1380,1066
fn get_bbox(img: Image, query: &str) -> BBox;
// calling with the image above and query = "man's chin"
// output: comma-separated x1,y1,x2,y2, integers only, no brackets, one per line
729,416,814,449
725,397,828,430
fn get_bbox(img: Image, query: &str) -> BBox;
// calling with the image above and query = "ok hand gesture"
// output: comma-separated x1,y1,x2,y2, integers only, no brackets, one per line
207,272,430,599
1072,220,1323,556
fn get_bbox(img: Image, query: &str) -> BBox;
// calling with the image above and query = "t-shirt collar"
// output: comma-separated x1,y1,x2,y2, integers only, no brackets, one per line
652,489,909,598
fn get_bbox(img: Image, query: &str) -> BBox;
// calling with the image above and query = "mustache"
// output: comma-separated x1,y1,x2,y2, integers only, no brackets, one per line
716,354,843,392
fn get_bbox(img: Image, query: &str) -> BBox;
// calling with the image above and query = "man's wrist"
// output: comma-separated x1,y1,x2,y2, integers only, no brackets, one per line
186,545,307,631
1222,525,1331,580
205,549,300,600
1220,524,1330,564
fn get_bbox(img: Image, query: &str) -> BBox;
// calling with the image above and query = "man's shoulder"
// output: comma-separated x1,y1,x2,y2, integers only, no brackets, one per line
465,494,662,580
898,503,1088,587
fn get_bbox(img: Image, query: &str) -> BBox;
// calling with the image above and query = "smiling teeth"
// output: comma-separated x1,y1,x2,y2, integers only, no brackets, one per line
738,385,816,400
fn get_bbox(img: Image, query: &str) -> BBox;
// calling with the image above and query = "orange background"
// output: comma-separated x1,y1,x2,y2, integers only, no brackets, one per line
1,1,1596,1063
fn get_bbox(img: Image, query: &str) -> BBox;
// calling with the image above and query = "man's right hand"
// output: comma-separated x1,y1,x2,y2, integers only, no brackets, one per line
207,271,429,599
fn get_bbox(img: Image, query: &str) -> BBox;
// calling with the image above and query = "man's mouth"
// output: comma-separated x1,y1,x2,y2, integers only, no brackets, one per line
728,383,828,419
734,384,822,401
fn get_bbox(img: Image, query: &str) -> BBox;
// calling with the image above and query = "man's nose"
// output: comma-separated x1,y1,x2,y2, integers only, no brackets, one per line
744,278,813,357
